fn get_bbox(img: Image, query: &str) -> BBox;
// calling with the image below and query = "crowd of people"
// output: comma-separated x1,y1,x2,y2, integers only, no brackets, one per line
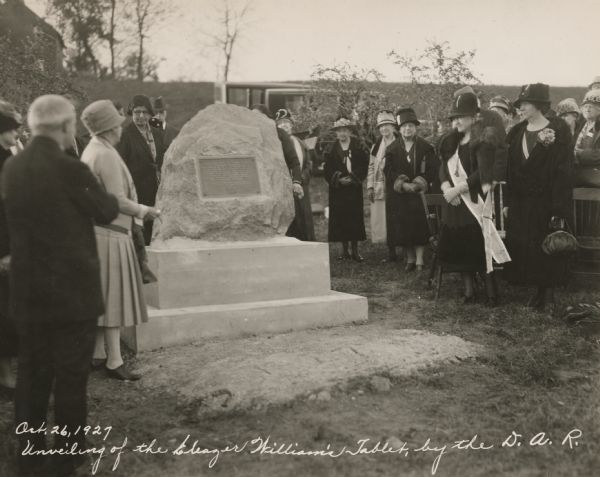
0,92,181,476
0,78,597,475
322,81,599,309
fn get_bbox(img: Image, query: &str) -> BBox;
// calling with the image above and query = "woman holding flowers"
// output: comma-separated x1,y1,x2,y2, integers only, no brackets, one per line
504,83,573,311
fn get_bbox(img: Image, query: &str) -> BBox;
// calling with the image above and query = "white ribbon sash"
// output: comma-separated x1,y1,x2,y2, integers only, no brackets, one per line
447,148,511,273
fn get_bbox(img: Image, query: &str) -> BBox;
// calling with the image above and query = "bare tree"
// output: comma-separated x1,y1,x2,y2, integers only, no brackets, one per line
105,0,117,77
207,0,253,81
388,40,482,134
125,0,166,81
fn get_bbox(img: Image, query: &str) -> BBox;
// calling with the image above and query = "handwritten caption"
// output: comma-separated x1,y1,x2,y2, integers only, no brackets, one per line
16,423,583,475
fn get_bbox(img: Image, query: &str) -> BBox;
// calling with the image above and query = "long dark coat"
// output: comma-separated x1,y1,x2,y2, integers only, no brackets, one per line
324,138,368,242
0,146,16,357
2,136,119,328
286,136,315,241
383,136,437,246
504,117,574,287
117,122,165,207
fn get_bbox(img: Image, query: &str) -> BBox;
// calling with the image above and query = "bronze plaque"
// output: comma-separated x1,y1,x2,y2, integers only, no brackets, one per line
197,155,260,198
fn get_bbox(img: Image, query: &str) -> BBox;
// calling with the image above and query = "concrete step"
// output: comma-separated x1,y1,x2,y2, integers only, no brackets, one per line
145,239,331,309
122,291,368,352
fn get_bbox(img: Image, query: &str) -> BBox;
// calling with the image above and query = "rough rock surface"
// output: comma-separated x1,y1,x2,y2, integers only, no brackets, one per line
153,104,294,241
136,325,483,417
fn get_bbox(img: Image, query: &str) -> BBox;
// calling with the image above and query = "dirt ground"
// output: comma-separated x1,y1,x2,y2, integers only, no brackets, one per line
1,179,599,477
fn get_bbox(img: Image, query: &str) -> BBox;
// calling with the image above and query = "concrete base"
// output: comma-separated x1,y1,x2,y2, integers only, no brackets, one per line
122,238,368,352
122,291,367,352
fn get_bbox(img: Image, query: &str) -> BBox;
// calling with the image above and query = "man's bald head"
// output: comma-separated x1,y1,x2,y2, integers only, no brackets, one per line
28,95,76,150
28,95,75,134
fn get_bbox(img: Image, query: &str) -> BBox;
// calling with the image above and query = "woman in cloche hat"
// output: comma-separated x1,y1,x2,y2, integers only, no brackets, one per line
384,107,438,272
81,100,161,380
504,83,574,311
437,88,509,305
367,110,397,258
324,117,369,261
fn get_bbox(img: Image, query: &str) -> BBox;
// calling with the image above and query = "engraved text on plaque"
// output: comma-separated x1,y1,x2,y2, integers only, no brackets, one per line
197,155,261,198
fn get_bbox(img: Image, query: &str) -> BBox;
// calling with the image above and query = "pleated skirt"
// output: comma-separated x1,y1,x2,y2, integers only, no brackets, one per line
95,226,148,327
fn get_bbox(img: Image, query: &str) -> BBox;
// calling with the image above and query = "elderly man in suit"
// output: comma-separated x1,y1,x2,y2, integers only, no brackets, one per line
3,95,119,477
117,94,165,245
152,96,179,151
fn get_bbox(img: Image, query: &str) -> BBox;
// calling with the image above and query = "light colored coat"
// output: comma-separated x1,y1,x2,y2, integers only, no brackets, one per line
81,136,147,231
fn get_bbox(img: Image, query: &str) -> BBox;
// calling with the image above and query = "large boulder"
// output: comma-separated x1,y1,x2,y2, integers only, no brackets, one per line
152,104,294,242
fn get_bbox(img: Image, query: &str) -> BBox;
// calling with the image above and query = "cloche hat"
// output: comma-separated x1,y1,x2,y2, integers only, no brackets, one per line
582,89,600,107
556,98,580,117
489,95,511,114
332,117,355,130
127,94,154,116
449,87,480,119
375,110,396,128
513,83,551,109
396,107,421,127
82,99,125,136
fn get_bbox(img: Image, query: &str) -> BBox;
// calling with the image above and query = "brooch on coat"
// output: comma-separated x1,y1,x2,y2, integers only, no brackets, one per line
537,128,556,147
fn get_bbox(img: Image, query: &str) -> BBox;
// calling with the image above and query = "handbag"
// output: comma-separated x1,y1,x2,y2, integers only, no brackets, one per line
542,217,578,256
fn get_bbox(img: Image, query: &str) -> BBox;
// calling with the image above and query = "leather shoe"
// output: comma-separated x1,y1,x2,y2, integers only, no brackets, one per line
337,253,351,260
463,294,476,304
415,264,424,272
141,262,157,284
351,253,364,262
405,263,416,272
91,358,106,371
106,365,141,381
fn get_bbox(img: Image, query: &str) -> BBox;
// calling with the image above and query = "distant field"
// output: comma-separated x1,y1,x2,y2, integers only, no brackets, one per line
75,79,588,131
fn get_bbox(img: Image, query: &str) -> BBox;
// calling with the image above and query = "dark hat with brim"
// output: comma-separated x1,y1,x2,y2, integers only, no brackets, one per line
513,83,551,109
448,89,480,119
153,96,167,112
396,107,420,127
127,94,154,116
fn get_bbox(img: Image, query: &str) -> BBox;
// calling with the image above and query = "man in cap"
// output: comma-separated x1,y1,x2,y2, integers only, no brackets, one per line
152,96,179,151
3,95,118,476
117,94,165,244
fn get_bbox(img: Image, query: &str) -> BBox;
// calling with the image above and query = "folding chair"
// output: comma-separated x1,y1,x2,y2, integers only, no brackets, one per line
428,183,507,301
572,187,600,276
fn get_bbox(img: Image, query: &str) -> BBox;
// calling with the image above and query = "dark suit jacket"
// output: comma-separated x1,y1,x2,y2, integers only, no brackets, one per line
2,136,119,328
117,122,165,206
161,123,180,151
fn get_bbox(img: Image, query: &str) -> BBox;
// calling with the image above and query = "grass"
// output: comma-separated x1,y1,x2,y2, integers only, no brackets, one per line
0,178,598,476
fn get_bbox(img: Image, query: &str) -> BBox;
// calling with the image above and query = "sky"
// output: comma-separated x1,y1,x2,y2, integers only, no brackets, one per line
26,0,599,86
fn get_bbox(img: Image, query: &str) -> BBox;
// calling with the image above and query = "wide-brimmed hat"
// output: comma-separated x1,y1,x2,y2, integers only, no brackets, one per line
449,87,480,119
556,98,580,117
395,107,420,127
275,108,293,122
127,94,154,116
332,117,354,130
582,89,600,108
513,83,551,109
153,96,168,112
376,110,396,128
82,100,125,136
489,95,511,114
